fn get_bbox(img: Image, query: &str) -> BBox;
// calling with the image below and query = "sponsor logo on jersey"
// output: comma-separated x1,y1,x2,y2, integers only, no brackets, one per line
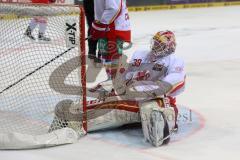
152,63,164,71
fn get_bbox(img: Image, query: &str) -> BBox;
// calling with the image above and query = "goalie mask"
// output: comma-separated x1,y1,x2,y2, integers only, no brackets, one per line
150,31,176,58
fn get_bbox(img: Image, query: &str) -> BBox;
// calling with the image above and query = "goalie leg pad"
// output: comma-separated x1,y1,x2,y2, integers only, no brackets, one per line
48,100,86,137
139,100,171,147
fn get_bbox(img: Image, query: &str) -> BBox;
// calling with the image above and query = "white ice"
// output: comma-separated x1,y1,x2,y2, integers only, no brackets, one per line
1,6,240,160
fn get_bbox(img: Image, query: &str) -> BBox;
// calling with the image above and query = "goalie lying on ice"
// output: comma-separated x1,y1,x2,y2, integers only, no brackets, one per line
49,30,186,147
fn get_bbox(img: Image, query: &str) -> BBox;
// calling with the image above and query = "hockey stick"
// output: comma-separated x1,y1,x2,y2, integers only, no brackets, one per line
0,47,74,95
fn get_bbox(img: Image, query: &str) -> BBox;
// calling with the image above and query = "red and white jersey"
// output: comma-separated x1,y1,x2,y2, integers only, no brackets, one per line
128,49,186,96
94,0,131,42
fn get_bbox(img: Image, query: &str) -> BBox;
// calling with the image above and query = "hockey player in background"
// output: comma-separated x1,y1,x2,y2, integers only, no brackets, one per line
83,0,101,63
90,0,131,79
24,0,55,41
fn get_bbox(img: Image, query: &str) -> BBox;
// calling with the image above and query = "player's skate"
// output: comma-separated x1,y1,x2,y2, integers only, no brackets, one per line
94,53,102,63
94,57,102,63
38,33,51,41
24,26,35,40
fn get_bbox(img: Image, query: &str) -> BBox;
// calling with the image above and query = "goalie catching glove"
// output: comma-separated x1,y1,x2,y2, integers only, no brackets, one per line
89,80,117,101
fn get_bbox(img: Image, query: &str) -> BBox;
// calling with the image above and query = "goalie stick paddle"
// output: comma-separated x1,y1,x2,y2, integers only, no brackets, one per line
0,47,74,95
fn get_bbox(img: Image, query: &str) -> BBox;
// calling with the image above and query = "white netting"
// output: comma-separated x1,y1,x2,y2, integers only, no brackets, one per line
0,3,86,149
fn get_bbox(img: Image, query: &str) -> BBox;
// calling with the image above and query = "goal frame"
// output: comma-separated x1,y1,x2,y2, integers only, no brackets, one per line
79,5,87,132
0,2,88,148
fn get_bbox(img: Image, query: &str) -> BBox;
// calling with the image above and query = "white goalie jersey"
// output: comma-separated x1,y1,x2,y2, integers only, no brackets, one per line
125,49,186,97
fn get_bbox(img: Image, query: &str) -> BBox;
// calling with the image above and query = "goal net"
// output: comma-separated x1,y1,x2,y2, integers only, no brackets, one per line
0,2,87,149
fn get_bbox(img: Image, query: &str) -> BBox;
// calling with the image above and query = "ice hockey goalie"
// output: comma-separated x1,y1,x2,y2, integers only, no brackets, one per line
49,30,186,147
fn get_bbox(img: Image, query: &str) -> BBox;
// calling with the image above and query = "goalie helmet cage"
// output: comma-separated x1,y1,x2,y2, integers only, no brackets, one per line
0,2,87,149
